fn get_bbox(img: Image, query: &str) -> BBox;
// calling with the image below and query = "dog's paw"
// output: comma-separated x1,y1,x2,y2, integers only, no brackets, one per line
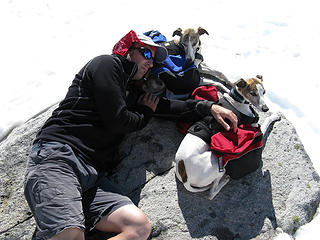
269,111,282,122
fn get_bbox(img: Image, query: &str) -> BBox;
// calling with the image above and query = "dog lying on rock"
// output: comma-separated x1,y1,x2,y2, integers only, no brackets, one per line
175,75,281,199
142,27,209,98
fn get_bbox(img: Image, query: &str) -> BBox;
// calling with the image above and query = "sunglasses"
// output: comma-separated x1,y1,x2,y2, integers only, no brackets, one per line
134,47,154,62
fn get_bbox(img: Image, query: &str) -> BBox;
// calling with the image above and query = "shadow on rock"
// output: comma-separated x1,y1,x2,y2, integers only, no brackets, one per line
177,167,277,240
109,119,181,204
86,119,182,239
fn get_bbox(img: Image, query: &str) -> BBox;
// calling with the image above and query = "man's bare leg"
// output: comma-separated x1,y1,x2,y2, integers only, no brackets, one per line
49,227,84,240
95,204,151,240
48,204,150,240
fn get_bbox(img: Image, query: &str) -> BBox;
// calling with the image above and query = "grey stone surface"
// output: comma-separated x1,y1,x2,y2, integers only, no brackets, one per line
1,104,320,240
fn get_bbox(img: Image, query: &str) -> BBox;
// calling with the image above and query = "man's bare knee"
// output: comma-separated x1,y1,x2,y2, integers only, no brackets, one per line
127,214,151,240
96,204,151,240
116,218,151,240
49,227,84,240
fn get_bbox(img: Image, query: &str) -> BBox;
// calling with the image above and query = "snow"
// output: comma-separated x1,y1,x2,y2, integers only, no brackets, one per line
1,0,319,239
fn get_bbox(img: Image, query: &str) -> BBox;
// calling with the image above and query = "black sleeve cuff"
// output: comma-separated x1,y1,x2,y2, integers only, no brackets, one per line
136,105,154,120
195,100,214,117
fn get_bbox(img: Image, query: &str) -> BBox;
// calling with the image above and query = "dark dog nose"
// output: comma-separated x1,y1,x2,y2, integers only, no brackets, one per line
185,58,194,67
262,105,269,112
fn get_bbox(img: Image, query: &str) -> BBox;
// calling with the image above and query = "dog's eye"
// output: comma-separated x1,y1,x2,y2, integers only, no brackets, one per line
250,91,257,96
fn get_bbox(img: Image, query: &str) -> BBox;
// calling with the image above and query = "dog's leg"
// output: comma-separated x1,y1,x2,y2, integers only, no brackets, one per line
177,160,188,183
208,174,230,200
194,58,203,68
201,80,230,93
261,111,282,135
198,62,234,88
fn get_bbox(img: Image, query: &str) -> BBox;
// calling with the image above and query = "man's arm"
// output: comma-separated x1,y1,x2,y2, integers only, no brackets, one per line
210,104,238,132
89,55,153,133
154,97,237,132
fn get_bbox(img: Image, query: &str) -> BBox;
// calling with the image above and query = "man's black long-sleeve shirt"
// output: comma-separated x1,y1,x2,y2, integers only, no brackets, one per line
36,54,213,171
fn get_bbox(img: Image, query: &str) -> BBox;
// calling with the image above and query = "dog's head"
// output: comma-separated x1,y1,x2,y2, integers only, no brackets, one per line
234,75,269,112
141,74,165,95
172,27,209,63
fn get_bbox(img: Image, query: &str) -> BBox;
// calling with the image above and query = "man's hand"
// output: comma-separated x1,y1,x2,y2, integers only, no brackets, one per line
137,93,159,112
210,104,238,132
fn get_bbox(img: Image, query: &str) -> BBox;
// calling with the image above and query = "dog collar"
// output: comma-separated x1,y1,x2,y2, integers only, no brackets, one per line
219,96,259,124
229,88,245,103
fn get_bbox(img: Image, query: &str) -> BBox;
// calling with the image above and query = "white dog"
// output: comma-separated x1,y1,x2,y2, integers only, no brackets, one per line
175,76,281,199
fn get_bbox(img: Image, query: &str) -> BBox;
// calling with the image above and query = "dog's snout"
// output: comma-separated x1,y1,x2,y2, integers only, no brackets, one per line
262,105,269,112
185,58,194,66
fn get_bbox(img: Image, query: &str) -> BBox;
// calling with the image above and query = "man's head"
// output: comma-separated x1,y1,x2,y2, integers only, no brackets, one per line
127,43,155,80
113,31,168,80
135,33,167,64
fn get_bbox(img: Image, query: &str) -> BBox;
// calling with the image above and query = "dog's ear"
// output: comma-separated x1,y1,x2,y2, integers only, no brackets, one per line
235,78,247,88
198,27,209,36
172,28,183,37
256,75,263,81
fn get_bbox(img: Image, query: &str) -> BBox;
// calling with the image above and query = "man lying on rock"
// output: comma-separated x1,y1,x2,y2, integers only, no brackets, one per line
24,30,237,240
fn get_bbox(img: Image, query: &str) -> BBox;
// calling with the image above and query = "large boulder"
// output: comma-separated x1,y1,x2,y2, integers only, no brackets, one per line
1,104,320,240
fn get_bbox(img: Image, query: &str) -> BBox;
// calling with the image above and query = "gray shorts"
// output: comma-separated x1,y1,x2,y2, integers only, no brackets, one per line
24,140,133,240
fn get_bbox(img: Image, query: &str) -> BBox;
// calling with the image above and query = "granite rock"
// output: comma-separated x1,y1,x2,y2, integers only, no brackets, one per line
1,104,320,240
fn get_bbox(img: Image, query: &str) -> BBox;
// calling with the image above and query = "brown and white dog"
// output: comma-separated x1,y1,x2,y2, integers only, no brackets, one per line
175,75,281,199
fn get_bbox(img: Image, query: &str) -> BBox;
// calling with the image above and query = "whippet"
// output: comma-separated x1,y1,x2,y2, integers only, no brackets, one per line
172,27,209,67
175,75,281,199
142,27,209,95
